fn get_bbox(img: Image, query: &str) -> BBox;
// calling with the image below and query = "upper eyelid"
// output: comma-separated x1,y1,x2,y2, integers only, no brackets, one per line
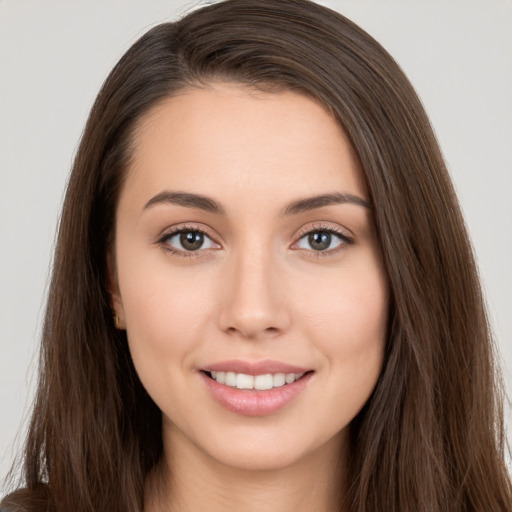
294,222,353,241
157,223,216,241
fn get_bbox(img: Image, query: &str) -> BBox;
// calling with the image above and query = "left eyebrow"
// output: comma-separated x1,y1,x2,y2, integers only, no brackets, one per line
143,191,226,215
281,193,372,216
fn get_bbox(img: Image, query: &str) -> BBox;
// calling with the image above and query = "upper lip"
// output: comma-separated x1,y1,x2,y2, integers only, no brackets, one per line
202,359,311,375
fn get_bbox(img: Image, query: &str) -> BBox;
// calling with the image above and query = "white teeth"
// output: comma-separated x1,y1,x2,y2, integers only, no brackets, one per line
254,374,273,390
236,373,254,389
209,371,305,390
273,373,286,388
285,373,296,384
225,372,237,386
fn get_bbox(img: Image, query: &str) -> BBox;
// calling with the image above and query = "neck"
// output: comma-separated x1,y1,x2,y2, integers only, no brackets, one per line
145,427,350,512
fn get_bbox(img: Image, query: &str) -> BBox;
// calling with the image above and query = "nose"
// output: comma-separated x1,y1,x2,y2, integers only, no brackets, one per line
216,246,291,340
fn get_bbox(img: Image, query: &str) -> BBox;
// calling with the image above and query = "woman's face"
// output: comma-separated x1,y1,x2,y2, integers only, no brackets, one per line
112,83,389,472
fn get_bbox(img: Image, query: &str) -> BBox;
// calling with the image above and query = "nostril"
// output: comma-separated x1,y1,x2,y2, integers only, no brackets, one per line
224,325,281,338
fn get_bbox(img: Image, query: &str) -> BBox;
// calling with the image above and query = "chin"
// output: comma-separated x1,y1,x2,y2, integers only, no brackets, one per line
187,422,348,473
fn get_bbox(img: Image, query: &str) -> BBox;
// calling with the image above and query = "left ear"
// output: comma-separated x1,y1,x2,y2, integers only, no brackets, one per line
107,253,126,330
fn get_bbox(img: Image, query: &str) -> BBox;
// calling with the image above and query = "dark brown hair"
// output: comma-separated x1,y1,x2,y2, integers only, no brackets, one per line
2,1,510,511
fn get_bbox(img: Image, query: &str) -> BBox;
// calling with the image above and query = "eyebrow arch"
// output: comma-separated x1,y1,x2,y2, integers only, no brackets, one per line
282,193,372,216
143,191,226,215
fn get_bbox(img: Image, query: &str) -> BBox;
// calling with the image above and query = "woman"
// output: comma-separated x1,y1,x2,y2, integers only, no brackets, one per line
2,0,510,511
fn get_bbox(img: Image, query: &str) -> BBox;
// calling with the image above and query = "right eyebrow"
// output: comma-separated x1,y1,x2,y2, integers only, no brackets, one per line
143,191,226,215
281,192,372,216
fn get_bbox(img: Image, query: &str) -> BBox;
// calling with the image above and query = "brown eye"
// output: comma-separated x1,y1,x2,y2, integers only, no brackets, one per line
162,229,218,254
308,232,332,251
295,229,347,253
180,231,204,251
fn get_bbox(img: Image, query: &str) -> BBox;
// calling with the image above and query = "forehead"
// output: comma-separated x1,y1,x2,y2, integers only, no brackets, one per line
124,83,367,210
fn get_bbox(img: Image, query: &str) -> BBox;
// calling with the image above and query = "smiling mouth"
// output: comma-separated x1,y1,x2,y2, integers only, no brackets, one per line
203,370,311,391
201,367,314,415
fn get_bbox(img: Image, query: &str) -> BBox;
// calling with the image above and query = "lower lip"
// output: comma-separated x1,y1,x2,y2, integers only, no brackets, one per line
200,372,313,416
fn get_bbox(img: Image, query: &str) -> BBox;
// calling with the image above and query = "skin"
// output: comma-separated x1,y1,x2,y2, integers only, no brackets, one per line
111,83,389,512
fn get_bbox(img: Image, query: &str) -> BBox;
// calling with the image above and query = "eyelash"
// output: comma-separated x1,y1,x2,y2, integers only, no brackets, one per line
156,223,353,258
156,224,215,258
294,224,353,257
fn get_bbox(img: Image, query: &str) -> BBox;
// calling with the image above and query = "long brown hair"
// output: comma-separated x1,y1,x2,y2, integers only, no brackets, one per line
2,1,510,511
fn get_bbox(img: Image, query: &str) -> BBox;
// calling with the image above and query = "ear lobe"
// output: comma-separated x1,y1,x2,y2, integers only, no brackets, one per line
107,253,126,330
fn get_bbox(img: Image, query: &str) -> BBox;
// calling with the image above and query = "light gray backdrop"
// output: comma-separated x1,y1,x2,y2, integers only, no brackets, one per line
1,0,511,486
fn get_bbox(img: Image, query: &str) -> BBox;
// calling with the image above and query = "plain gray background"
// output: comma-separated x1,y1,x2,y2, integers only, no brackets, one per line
1,0,511,485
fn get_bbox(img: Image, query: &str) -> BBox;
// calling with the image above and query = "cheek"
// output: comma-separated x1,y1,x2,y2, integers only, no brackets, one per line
301,254,388,341
116,249,217,376
298,253,389,394
117,259,222,421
